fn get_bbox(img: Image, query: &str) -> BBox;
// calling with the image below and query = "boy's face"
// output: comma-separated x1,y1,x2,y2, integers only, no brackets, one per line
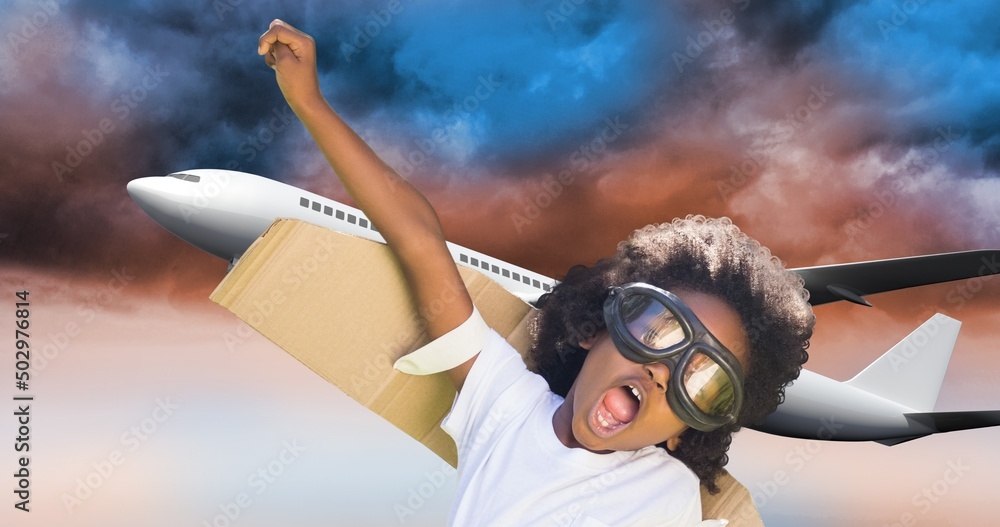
554,289,749,453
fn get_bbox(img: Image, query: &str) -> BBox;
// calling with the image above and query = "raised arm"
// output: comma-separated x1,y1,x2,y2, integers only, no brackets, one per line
258,19,477,389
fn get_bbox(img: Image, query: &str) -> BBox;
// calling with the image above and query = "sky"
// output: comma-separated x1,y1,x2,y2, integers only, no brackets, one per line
1,0,998,525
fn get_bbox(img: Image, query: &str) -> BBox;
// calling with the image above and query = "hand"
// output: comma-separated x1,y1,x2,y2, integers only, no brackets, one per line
258,19,323,113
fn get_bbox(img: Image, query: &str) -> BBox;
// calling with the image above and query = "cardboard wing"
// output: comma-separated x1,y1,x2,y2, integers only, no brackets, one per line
209,218,763,525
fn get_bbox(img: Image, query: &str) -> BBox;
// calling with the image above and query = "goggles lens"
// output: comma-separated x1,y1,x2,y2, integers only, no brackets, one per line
683,352,736,417
620,295,686,350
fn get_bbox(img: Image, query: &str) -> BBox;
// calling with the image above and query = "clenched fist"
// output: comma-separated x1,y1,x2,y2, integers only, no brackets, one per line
258,19,323,114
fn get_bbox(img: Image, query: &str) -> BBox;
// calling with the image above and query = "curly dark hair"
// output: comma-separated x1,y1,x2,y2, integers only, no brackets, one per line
528,215,815,494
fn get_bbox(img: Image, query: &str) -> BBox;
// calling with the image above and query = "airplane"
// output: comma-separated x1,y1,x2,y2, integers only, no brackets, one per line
127,169,1000,446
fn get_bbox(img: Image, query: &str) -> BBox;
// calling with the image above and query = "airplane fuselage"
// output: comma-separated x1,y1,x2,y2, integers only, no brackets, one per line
127,170,556,300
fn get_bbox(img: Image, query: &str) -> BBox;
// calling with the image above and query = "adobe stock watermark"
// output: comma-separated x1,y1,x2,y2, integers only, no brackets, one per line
509,115,628,233
222,234,339,353
223,106,298,173
752,416,843,512
61,397,180,514
30,267,136,375
213,0,247,21
880,315,946,373
716,84,834,201
339,0,413,63
394,74,501,180
51,64,170,182
394,460,457,523
843,126,962,240
545,0,592,31
4,0,68,57
350,276,469,394
945,252,1000,310
201,440,306,527
774,84,835,141
878,0,933,41
221,229,468,392
548,461,635,526
553,310,606,365
883,458,970,527
671,0,751,73
175,170,237,223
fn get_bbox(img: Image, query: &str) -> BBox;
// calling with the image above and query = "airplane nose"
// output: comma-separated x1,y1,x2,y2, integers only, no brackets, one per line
126,177,173,214
126,177,157,204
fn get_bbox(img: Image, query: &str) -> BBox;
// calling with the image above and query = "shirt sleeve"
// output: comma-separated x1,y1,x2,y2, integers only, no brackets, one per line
440,329,548,455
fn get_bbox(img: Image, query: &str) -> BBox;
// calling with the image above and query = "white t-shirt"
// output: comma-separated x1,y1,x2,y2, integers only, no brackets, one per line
439,327,703,527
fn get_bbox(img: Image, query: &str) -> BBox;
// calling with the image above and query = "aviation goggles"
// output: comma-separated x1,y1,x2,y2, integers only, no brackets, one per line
602,282,745,432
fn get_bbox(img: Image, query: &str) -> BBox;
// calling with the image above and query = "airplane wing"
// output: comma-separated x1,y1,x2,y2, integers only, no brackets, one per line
791,250,1000,306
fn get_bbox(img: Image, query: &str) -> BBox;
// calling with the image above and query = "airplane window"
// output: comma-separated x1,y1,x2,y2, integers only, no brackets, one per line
336,210,345,220
324,205,333,216
348,214,357,224
543,284,551,291
167,173,199,182
470,257,479,266
370,223,378,232
512,272,520,281
480,261,489,271
460,254,468,263
359,218,369,228
532,279,540,288
300,197,309,207
491,264,499,274
502,269,510,278
522,276,531,285
312,202,321,212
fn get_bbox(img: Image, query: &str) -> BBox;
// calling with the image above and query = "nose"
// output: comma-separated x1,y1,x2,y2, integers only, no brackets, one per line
643,362,670,393
126,177,164,210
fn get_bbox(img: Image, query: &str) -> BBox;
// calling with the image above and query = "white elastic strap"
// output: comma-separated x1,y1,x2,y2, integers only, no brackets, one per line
393,306,490,375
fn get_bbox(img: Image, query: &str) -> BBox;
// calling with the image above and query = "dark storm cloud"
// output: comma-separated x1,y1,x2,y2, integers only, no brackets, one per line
1,0,998,301
57,0,296,174
0,0,688,287
300,0,688,176
0,0,298,290
803,0,1000,178
722,0,858,66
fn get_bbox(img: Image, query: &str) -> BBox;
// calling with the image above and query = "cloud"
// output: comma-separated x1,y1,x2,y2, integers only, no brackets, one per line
309,0,688,175
0,0,998,306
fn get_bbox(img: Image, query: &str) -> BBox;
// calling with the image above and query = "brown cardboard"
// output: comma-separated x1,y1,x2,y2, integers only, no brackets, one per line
210,218,763,525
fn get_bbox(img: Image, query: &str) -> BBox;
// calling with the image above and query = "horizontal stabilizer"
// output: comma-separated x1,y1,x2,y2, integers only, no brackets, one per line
906,410,1000,434
845,314,960,412
874,411,1000,446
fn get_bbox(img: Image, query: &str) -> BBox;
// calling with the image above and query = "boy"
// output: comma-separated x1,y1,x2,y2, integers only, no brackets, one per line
259,19,814,526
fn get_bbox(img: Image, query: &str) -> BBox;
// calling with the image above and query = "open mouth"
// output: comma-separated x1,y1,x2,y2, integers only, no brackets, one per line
591,384,642,438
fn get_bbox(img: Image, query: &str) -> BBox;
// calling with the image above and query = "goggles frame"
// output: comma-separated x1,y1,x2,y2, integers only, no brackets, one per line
602,282,745,432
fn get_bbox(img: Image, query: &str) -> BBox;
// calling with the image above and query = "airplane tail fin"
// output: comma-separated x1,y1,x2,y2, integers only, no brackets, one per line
877,411,1000,446
845,314,961,412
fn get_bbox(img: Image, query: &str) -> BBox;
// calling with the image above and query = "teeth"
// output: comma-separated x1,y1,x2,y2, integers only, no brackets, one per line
598,414,610,427
630,385,642,402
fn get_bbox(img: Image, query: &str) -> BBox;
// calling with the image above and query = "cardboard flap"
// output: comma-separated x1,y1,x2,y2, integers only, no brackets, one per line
210,218,763,525
210,218,535,466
